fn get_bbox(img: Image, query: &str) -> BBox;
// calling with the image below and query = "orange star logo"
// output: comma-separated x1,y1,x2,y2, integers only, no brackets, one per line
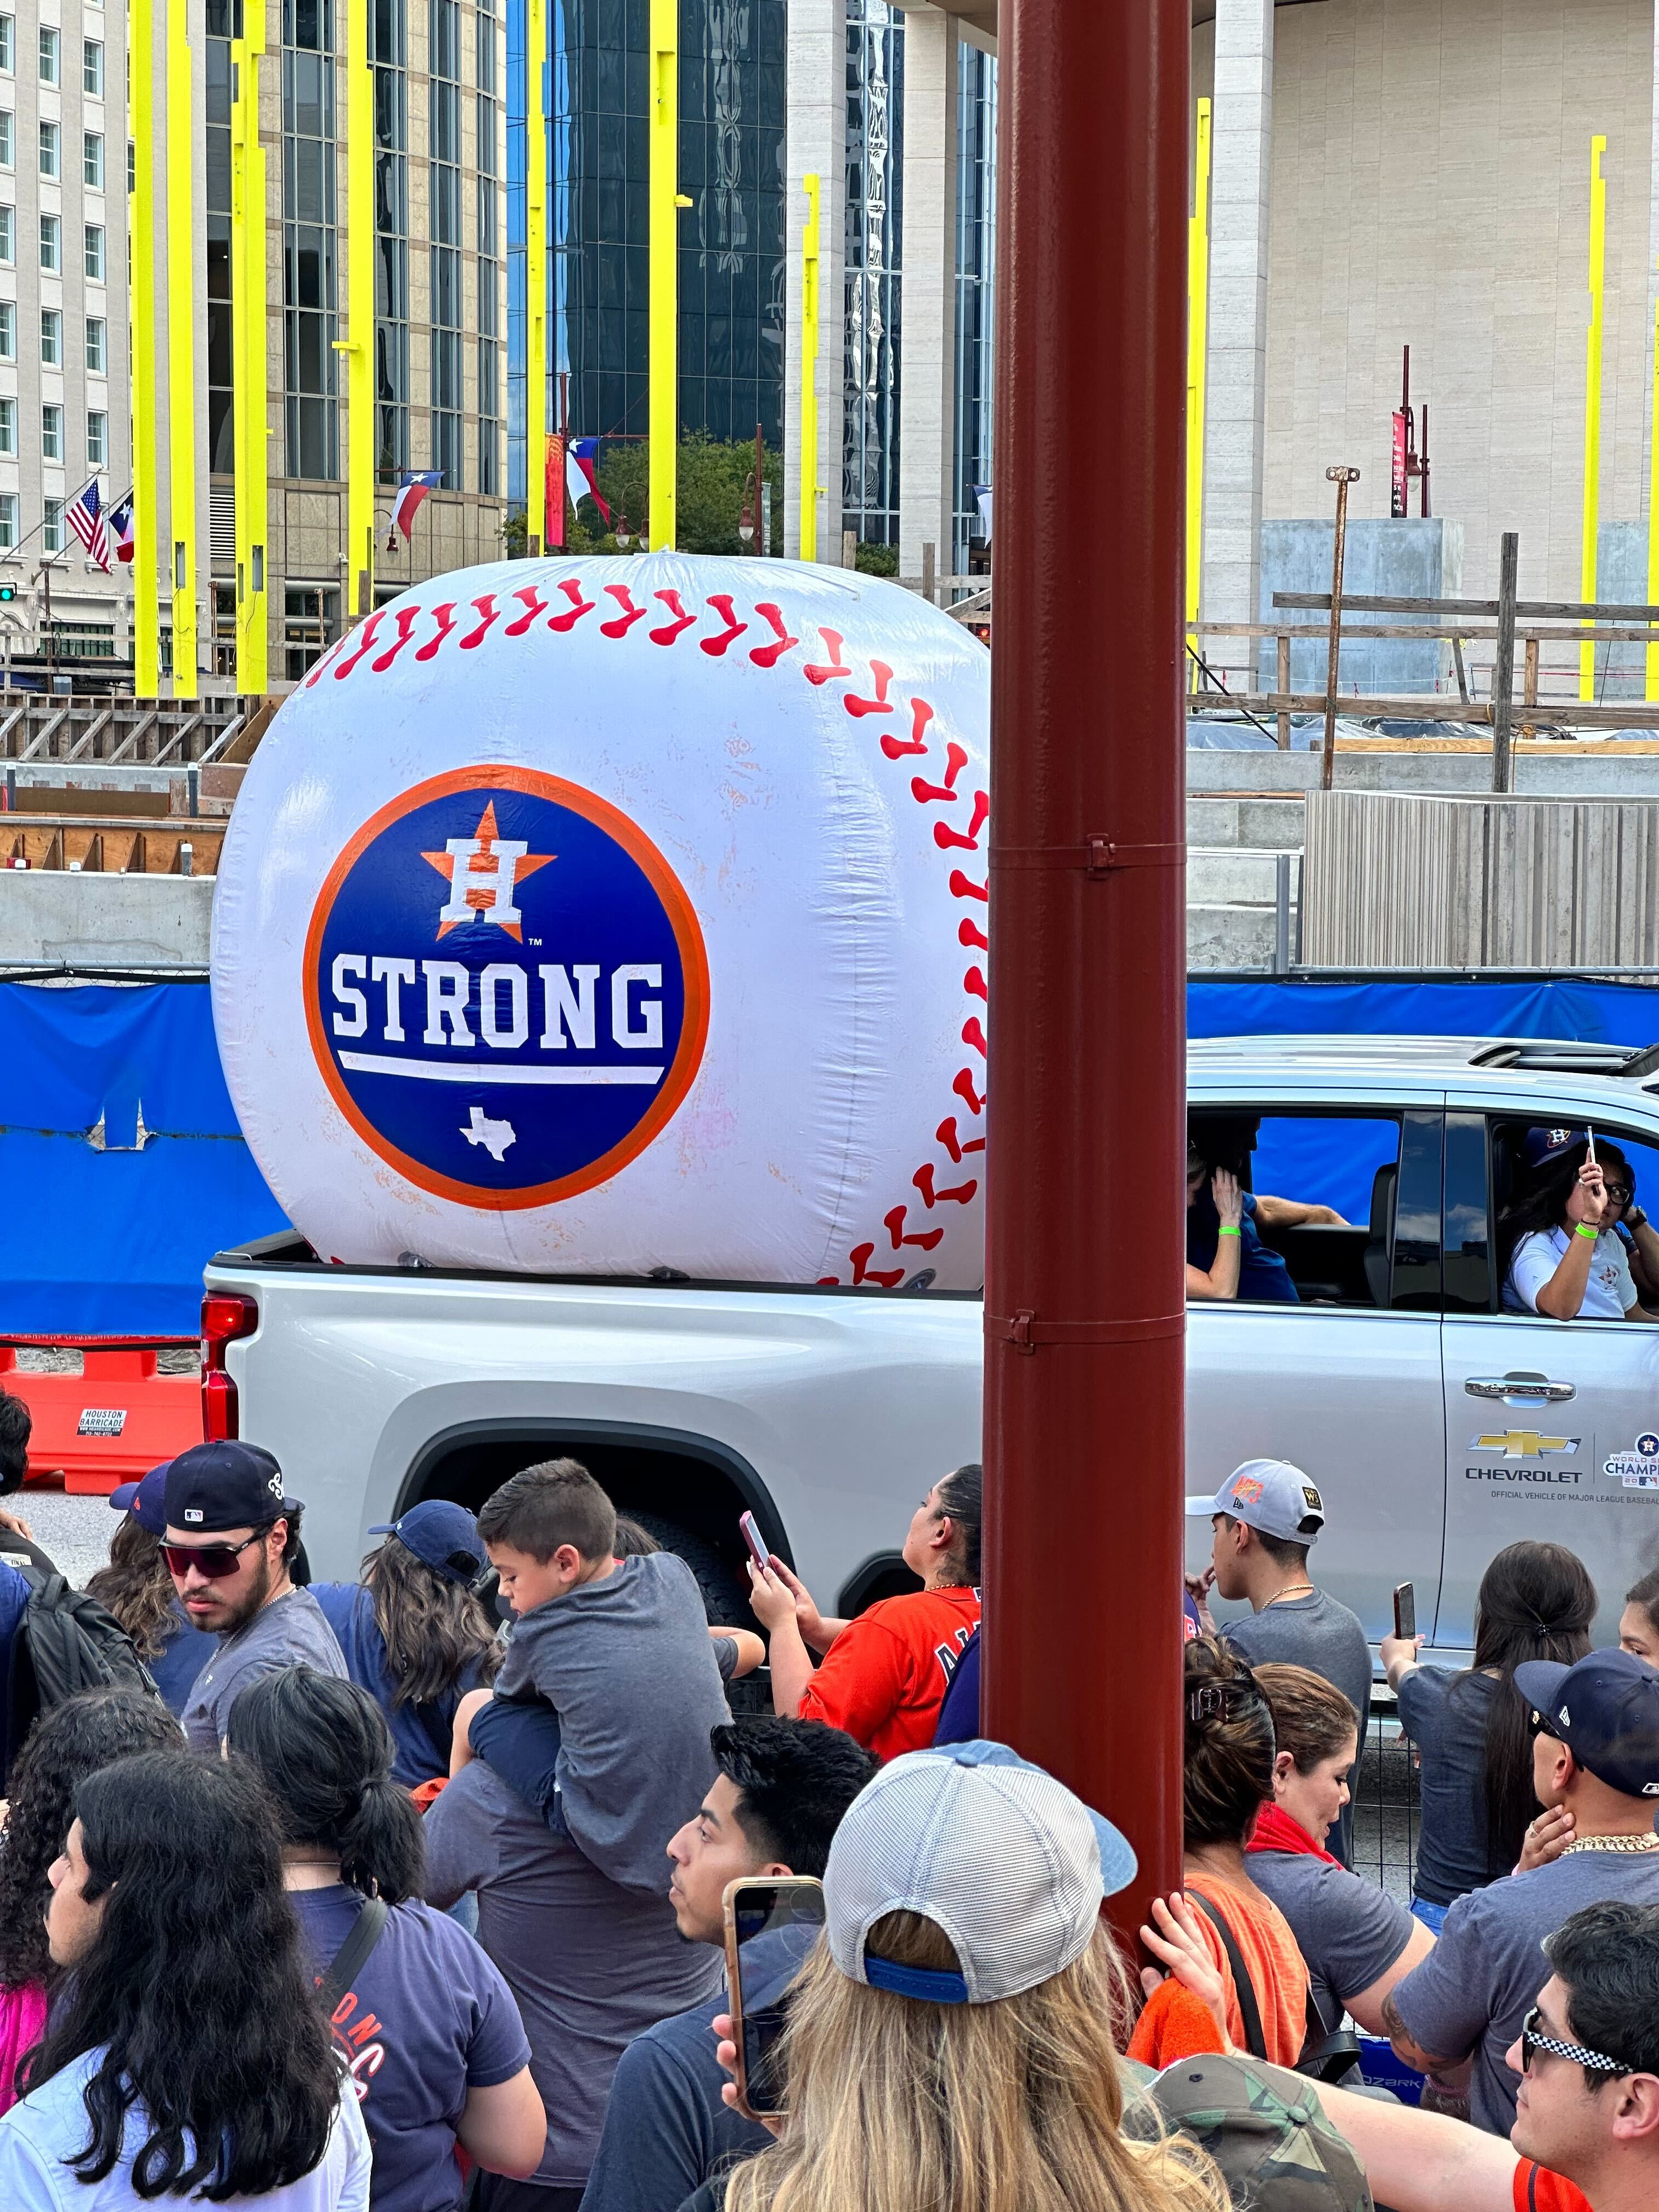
422,801,554,940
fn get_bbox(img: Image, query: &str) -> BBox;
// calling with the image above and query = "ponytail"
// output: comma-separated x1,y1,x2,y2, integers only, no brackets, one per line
227,1667,427,1905
935,1462,983,1585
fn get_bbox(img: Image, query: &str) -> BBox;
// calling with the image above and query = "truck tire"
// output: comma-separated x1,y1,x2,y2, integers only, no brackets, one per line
613,1506,770,1716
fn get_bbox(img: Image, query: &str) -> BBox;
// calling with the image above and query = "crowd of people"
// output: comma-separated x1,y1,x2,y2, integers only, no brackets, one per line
0,1398,1654,2212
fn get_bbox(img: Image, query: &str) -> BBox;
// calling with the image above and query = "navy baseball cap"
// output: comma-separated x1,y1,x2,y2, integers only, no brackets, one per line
369,1499,487,1587
109,1464,170,1537
1520,1125,1589,1171
1515,1650,1659,1802
163,1441,300,1534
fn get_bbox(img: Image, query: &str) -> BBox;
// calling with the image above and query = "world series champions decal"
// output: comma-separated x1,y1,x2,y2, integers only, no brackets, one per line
302,765,710,1208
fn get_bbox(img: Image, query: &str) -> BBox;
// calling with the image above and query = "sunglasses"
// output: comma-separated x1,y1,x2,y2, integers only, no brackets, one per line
161,1531,266,1580
1520,2005,1630,2078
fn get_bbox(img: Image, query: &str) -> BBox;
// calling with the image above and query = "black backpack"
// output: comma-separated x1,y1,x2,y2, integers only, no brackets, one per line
5,1567,163,1780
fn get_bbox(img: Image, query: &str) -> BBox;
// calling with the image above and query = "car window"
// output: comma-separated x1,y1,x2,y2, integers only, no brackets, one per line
1491,1115,1659,1321
1187,1111,1406,1310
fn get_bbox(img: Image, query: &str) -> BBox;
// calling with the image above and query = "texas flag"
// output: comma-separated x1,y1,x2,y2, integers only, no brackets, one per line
565,437,611,526
389,470,443,548
109,499,136,565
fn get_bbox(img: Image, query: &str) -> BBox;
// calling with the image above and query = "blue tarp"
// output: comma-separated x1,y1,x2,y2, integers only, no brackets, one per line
3,973,1658,1338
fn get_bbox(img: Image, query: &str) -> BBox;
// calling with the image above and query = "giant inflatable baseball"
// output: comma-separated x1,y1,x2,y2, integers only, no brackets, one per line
212,554,990,1288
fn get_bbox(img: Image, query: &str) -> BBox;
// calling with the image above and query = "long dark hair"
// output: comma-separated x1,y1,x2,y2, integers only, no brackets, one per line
228,1666,426,1904
935,1462,983,1584
0,1689,181,1997
1502,1137,1629,1253
22,1751,340,2199
363,1533,501,1709
1627,1565,1659,1642
1464,1542,1596,1878
1182,1637,1276,1849
84,1521,178,1662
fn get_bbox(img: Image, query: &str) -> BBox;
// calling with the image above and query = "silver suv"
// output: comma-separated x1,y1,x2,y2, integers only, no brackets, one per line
1188,1035,1659,1661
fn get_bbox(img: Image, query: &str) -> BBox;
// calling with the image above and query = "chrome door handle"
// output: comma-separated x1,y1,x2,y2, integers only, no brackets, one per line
1465,1373,1577,1403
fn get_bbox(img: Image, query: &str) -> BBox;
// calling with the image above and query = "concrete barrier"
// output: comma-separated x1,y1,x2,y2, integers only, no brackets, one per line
0,873,213,967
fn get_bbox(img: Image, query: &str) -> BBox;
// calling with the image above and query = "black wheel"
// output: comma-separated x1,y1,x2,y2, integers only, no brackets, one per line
614,1506,769,1716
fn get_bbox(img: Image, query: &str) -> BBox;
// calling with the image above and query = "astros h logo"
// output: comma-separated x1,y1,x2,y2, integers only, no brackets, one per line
303,766,710,1208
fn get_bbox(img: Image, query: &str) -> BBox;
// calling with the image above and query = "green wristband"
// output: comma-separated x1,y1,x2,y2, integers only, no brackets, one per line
1218,1225,1242,1239
1574,1222,1599,1241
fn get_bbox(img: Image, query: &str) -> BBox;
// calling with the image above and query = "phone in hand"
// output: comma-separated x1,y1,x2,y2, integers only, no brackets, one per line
738,1511,769,1575
1392,1581,1417,1641
723,1876,826,2120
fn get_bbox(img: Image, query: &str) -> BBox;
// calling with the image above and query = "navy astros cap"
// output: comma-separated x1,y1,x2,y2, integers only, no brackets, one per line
163,1441,299,1534
368,1499,487,1587
1520,1125,1589,1171
1515,1650,1659,1802
109,1464,171,1537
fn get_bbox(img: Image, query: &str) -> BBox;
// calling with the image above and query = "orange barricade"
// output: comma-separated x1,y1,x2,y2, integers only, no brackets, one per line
1,1344,205,1494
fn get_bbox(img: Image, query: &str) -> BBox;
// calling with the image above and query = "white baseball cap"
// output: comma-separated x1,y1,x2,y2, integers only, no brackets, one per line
1186,1458,1325,1546
822,1740,1136,2006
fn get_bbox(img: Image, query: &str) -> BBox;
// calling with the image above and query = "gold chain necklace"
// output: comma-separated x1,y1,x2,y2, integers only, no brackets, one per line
1561,1833,1659,1856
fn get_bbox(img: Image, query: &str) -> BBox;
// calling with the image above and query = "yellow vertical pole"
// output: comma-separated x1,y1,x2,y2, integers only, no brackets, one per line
648,0,677,549
347,0,374,608
166,0,197,696
1647,278,1659,700
1581,133,1606,702
1186,96,1211,673
232,0,268,693
131,0,159,696
526,0,547,547
800,172,820,564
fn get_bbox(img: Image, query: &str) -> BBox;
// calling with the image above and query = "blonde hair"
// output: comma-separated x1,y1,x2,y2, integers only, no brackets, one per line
724,1912,1229,2212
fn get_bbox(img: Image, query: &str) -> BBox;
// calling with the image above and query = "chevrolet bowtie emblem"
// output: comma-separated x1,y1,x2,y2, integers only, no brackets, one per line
1472,1431,1581,1459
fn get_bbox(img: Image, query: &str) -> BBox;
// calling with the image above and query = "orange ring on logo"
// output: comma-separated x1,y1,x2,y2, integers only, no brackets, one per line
302,764,710,1212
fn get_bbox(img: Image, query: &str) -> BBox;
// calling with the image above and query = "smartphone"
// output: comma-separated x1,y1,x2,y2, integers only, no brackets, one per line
1393,1581,1417,1641
738,1510,769,1575
723,1876,826,2120
1586,1126,1598,1166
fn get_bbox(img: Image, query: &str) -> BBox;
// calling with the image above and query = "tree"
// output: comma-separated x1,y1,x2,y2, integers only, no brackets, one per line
562,434,786,555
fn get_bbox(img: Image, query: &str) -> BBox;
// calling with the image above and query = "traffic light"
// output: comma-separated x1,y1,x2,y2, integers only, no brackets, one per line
0,585,15,603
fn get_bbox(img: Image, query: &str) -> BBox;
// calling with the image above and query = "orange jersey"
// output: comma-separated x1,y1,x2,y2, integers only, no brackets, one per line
1514,2166,1590,2212
798,1586,980,1762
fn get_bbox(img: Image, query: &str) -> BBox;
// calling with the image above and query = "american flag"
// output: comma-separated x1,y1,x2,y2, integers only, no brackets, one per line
66,481,111,572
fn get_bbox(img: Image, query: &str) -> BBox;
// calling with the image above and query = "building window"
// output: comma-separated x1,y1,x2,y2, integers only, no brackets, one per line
372,0,408,475
0,204,12,261
0,17,10,72
0,397,13,454
475,0,495,92
82,38,102,95
0,494,15,549
39,213,59,269
86,408,106,465
0,300,12,354
37,25,57,81
843,0,904,550
38,120,58,176
41,405,63,462
478,335,498,493
85,313,104,370
283,0,340,479
0,109,12,166
428,0,461,489
84,223,103,280
127,137,133,190
83,129,102,187
40,306,59,363
43,498,64,552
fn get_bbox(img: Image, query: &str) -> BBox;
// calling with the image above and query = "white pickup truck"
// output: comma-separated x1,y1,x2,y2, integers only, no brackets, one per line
204,1034,1659,1660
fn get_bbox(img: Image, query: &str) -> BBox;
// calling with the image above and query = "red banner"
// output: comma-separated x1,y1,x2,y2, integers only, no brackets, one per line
545,437,566,550
1390,412,1408,518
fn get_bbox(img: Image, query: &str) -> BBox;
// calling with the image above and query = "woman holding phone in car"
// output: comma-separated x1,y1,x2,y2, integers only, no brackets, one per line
1504,1129,1659,1321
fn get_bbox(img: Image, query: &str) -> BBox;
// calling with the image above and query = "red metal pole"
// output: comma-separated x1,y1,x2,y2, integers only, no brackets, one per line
982,0,1189,1947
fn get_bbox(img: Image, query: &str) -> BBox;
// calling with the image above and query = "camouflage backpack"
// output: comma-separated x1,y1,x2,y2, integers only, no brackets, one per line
1126,2052,1374,2212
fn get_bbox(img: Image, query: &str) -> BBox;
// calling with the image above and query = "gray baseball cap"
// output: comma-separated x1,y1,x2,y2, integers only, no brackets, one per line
822,1740,1136,2006
1186,1458,1326,1545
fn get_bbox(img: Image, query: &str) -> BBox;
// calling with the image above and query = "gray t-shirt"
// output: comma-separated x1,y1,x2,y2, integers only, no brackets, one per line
493,1550,731,1894
1397,1666,1500,1905
1221,1590,1373,1866
1389,1846,1659,2135
424,1757,721,2190
1248,1849,1416,2035
179,1584,348,1753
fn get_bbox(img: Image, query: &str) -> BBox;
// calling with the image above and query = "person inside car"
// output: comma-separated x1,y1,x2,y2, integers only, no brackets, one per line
1504,1130,1659,1323
1185,1131,1348,1304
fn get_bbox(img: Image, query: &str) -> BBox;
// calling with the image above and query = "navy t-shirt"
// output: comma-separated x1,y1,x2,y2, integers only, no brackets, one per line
311,1582,491,1787
1187,1189,1299,1302
291,1883,533,2212
0,1562,27,1775
149,1600,220,1719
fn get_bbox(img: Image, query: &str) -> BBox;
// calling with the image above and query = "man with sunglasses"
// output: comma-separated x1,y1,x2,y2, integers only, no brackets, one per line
163,1441,346,1753
1381,1650,1659,2136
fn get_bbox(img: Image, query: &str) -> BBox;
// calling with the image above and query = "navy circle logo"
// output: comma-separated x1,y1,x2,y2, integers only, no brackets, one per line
303,767,709,1209
1638,1433,1659,1459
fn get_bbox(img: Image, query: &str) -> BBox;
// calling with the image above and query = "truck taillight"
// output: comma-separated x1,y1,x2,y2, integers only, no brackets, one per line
200,1293,258,1441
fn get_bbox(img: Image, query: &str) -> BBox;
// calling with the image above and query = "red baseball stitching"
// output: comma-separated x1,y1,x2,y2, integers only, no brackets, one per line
304,573,988,1285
